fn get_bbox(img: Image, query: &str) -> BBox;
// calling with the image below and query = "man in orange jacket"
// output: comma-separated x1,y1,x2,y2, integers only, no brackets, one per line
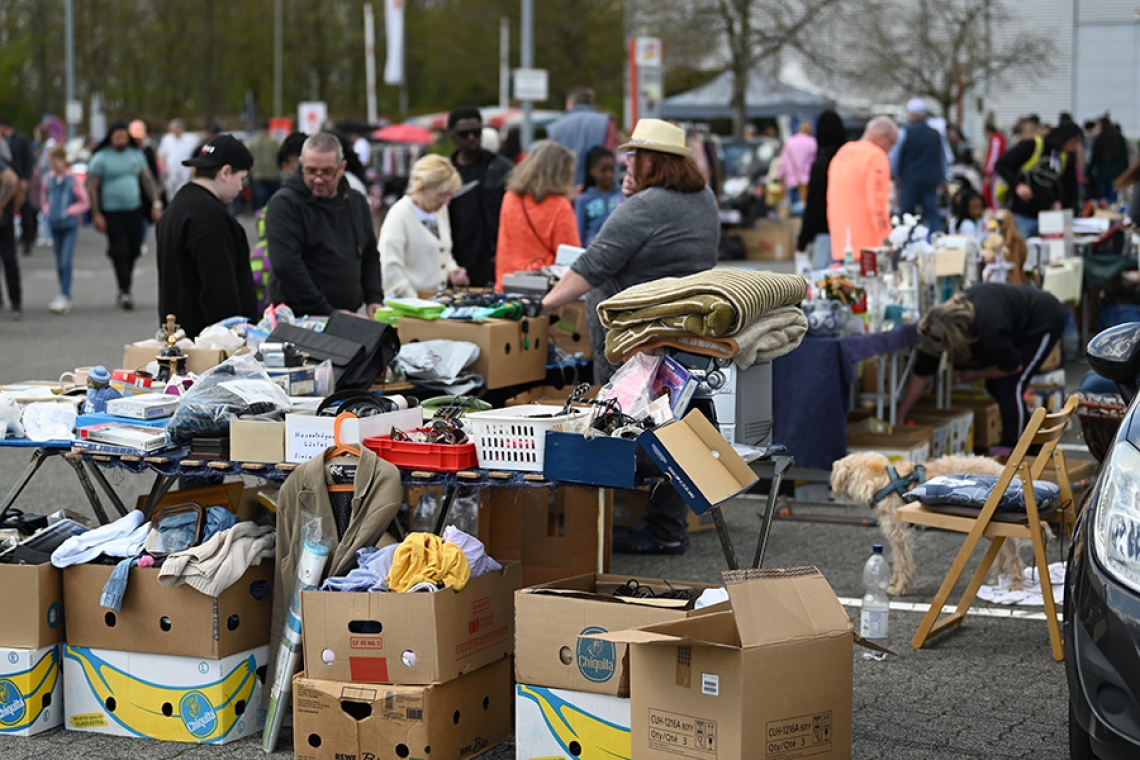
827,116,898,261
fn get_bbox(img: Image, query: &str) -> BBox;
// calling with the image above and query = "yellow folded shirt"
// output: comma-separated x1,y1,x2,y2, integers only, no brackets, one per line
387,532,471,592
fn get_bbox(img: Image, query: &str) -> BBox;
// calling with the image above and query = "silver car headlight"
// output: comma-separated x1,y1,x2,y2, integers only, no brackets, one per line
1093,440,1140,593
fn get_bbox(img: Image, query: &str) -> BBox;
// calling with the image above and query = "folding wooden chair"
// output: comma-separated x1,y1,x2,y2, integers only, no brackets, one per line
896,395,1080,661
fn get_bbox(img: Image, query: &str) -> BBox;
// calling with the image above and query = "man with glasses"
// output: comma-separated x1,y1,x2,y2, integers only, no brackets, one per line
826,116,899,262
446,107,513,288
265,132,383,317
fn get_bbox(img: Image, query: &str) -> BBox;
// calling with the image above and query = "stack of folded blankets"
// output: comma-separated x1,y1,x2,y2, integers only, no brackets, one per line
599,269,809,367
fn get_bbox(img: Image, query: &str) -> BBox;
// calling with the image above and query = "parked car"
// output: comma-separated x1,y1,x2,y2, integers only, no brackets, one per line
1066,322,1140,759
717,138,779,259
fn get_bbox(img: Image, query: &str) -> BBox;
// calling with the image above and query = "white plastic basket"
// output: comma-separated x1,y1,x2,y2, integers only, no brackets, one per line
464,404,588,472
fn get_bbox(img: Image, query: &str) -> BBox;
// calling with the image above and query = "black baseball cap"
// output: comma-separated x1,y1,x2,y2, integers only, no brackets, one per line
183,134,254,171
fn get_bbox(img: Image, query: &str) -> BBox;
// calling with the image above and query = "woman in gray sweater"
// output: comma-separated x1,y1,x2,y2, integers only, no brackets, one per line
543,119,720,382
542,119,719,554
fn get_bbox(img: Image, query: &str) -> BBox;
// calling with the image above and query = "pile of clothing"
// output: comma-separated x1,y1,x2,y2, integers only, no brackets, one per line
51,506,275,610
598,270,809,368
321,526,501,593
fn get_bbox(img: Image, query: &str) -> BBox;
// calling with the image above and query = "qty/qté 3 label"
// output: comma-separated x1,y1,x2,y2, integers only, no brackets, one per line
647,709,718,757
766,711,832,759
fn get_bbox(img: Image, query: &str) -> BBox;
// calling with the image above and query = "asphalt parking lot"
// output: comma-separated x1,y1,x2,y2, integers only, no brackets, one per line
0,225,1082,759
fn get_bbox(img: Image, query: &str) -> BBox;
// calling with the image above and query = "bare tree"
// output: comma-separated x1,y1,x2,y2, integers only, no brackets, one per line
641,0,843,138
835,0,1053,120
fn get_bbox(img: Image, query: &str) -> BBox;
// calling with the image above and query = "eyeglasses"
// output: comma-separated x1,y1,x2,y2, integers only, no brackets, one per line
452,129,481,140
302,166,339,179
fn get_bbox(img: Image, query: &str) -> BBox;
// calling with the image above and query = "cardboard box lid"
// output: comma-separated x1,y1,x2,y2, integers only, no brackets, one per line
723,567,852,647
592,567,852,651
638,410,758,511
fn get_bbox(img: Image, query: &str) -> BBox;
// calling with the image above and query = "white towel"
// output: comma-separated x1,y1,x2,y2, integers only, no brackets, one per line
157,522,276,597
51,510,149,568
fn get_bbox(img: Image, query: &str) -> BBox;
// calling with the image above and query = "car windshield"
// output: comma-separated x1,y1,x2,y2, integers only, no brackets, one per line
721,139,779,179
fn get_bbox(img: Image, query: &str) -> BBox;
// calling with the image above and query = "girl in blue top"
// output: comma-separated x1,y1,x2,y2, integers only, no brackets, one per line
574,146,622,246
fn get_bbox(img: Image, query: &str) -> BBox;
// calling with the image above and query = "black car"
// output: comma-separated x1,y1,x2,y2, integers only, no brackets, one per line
1066,322,1140,759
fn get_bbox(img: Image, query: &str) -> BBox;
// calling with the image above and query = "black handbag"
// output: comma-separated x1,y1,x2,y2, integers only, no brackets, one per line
268,313,400,391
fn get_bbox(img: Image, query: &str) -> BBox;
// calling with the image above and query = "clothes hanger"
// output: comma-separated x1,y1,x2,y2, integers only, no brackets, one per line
326,411,359,494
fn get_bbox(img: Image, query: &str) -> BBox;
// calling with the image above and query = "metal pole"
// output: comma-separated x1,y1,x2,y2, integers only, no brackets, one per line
520,0,534,149
364,3,378,124
65,0,74,139
499,16,510,110
274,0,283,118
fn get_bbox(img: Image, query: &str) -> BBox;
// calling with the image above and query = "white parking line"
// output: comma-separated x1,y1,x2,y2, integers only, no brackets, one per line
838,597,1057,622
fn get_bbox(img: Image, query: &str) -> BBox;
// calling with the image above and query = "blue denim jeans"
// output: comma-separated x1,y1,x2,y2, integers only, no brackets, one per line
898,181,943,236
1013,213,1038,240
51,225,78,297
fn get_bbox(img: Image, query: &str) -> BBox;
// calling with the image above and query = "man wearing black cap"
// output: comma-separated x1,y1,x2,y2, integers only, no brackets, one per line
155,134,259,339
447,107,512,287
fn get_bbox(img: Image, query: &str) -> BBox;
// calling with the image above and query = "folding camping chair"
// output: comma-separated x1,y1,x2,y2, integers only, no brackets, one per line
896,395,1080,661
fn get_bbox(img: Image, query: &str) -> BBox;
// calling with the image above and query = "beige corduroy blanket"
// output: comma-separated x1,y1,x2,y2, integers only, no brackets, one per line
599,270,808,364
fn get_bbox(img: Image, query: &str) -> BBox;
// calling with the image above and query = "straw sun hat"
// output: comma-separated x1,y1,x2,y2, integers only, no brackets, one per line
618,119,691,157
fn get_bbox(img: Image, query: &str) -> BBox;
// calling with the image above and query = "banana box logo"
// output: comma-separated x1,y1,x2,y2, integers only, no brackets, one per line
64,646,258,743
576,627,616,683
517,684,631,760
0,646,59,733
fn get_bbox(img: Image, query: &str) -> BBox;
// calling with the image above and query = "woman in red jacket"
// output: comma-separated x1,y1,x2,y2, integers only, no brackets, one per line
495,140,580,291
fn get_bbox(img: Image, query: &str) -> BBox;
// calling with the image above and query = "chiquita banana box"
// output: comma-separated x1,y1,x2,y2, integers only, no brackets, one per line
515,683,631,760
0,645,63,737
63,644,268,744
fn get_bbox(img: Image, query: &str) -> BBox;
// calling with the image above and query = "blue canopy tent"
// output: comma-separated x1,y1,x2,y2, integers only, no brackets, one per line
662,69,836,120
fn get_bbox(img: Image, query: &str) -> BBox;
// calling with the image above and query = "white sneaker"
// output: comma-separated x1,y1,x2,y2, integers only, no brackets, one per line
36,237,52,248
49,295,72,314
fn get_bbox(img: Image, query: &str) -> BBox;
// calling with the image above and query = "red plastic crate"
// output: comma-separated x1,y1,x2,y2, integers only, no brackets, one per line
361,436,479,472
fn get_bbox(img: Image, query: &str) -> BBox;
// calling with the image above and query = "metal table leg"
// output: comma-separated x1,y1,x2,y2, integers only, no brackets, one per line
63,456,111,525
142,473,180,518
751,455,795,570
432,484,460,535
0,447,55,515
710,506,738,570
84,461,130,518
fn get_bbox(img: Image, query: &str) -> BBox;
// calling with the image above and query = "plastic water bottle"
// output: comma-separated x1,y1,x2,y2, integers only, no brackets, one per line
861,545,890,660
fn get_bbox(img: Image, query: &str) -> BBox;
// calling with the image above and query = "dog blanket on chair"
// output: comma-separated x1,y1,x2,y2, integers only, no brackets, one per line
599,270,808,364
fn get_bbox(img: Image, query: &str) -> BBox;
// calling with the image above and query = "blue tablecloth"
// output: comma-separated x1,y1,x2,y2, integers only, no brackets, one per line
772,324,919,470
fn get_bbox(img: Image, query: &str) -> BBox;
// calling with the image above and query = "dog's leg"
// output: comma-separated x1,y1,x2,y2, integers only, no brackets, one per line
877,496,915,595
992,537,1026,590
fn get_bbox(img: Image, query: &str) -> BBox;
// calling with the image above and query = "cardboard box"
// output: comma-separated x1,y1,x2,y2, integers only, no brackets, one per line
133,481,255,520
549,300,593,359
505,384,602,406
613,487,720,534
265,365,316,396
600,568,857,760
515,683,631,759
637,410,759,515
284,407,422,463
947,394,1003,449
397,316,550,389
738,218,801,261
229,417,287,463
479,487,611,587
847,424,933,464
0,644,63,736
909,408,974,458
63,644,267,744
515,574,717,696
0,563,64,649
293,658,512,760
301,562,520,685
122,344,235,376
63,562,273,659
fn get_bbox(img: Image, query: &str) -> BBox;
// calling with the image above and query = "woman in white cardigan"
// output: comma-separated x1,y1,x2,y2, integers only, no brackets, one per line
379,155,469,299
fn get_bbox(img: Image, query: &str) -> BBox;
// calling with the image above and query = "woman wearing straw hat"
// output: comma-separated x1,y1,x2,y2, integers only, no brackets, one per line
542,118,719,555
